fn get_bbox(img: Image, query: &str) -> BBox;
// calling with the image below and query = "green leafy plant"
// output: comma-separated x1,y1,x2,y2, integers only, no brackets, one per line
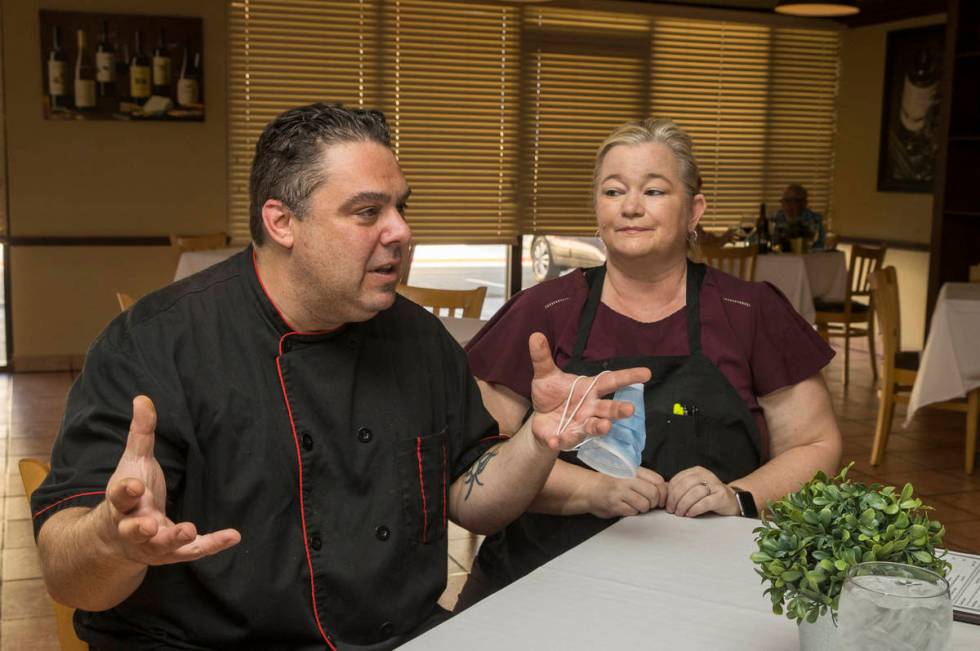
751,463,950,625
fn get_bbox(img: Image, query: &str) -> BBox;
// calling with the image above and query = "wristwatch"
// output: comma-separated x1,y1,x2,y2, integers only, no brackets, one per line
730,485,758,518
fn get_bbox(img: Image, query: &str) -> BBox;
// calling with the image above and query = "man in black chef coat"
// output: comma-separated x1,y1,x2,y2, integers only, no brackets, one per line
30,103,648,650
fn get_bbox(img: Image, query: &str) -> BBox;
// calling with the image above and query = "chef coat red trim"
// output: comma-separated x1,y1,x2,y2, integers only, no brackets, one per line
32,491,106,520
416,436,429,544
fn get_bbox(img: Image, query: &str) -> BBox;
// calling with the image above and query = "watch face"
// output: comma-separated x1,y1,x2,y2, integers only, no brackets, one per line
736,491,758,518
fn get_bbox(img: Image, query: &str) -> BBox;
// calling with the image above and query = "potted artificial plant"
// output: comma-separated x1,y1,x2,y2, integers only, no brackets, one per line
751,464,949,651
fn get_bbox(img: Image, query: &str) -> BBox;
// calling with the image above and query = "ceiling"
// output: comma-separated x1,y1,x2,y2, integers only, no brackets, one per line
619,0,947,26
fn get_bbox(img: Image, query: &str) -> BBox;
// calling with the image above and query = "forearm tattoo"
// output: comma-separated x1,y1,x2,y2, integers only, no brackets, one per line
462,449,498,500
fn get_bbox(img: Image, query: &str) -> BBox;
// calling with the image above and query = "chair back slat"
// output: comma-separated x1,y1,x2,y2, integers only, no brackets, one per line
699,244,757,282
870,266,900,375
397,284,487,319
848,244,887,299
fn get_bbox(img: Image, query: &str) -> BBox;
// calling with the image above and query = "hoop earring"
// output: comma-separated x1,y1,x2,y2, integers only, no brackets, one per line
594,229,600,239
688,229,699,245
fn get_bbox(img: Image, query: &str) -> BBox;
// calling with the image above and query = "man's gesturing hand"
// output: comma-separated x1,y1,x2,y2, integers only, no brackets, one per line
97,396,241,567
527,333,650,451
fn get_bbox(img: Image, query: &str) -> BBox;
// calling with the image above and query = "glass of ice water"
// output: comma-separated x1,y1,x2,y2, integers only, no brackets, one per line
837,561,952,651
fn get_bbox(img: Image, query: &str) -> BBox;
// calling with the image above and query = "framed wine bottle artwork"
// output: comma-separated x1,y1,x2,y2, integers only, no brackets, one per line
39,11,204,122
876,24,945,193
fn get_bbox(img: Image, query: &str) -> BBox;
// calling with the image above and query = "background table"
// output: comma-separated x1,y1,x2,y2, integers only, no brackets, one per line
439,316,485,347
174,247,242,281
754,251,847,323
405,511,980,650
906,283,980,424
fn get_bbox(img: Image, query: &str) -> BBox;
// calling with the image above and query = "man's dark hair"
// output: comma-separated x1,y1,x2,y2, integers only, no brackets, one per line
248,103,391,245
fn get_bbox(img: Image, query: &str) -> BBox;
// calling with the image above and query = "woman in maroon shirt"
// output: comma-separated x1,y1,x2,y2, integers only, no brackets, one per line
463,118,843,596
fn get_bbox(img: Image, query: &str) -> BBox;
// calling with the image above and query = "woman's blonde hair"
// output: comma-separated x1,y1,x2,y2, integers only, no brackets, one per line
593,118,702,198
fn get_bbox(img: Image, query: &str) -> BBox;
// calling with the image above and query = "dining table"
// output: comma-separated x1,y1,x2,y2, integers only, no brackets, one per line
906,282,980,425
438,316,485,347
753,250,848,323
403,510,980,650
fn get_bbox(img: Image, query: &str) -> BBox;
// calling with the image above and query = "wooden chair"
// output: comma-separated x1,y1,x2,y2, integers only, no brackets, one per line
18,459,90,651
815,243,887,385
399,243,417,284
169,232,229,252
397,284,487,318
699,244,757,282
116,292,135,312
868,268,979,473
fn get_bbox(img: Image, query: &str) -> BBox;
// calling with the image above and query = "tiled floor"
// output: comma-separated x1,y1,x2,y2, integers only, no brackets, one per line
1,346,978,648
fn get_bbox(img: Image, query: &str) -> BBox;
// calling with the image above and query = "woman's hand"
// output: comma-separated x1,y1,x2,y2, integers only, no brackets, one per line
585,467,668,519
665,466,739,518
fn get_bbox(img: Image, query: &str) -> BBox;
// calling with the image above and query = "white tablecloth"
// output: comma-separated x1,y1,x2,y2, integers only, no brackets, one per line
406,511,979,650
174,247,242,281
906,283,980,424
803,250,848,303
753,251,847,323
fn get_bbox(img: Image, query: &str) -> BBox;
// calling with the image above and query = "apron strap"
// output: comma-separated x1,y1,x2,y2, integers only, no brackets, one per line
571,265,606,360
686,260,706,355
571,261,708,360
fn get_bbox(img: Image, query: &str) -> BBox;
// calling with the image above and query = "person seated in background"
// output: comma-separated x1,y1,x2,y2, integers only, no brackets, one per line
773,183,826,249
458,118,843,605
29,103,649,650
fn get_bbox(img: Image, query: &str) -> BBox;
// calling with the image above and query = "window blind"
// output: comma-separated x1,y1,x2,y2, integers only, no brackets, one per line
380,1,519,243
650,21,840,226
521,8,650,235
227,0,518,244
228,2,841,241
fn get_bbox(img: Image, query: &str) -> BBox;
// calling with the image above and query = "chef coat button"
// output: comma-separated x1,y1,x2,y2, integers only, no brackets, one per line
310,535,322,551
302,433,314,451
375,525,391,541
357,427,373,443
380,621,395,637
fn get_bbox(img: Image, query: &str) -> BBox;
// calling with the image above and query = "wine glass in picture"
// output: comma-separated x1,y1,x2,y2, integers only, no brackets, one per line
837,561,952,651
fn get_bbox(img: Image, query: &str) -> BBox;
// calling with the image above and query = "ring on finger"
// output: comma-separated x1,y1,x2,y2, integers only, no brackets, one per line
701,480,712,496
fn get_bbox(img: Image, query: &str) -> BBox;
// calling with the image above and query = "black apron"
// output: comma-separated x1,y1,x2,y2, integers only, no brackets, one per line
476,261,764,589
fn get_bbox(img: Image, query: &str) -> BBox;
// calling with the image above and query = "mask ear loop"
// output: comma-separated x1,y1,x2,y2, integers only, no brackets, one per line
555,370,610,451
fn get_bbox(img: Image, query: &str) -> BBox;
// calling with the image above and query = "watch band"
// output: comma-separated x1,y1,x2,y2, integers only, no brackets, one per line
730,485,758,518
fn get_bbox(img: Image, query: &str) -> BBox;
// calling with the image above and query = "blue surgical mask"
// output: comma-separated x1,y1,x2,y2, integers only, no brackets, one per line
577,382,645,478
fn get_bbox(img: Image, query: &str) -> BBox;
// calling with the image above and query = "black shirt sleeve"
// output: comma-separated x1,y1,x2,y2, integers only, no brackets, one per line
440,323,507,481
31,313,188,537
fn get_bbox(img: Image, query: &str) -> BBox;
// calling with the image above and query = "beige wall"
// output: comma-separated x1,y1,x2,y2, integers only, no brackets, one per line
833,14,943,244
833,14,945,352
2,0,227,367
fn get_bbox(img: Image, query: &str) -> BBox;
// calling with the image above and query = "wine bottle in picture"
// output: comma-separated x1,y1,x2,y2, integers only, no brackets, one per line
129,31,151,105
152,27,171,95
176,42,200,107
74,29,97,111
756,202,770,254
95,20,115,98
47,25,68,111
897,48,940,180
116,42,130,103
